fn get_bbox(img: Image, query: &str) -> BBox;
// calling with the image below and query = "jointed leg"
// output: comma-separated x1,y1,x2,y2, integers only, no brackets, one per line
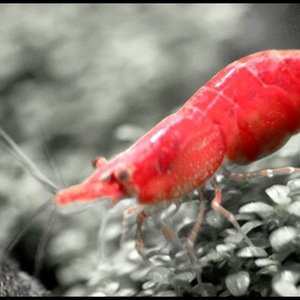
160,199,182,247
160,219,179,246
185,188,206,285
186,189,206,248
136,203,182,259
219,165,300,244
224,166,300,179
132,201,182,260
211,179,253,246
135,209,151,258
121,205,159,259
120,205,142,246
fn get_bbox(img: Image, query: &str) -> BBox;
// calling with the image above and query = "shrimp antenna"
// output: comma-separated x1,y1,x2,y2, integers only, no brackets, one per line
33,203,57,278
0,199,54,264
42,142,66,190
0,127,59,195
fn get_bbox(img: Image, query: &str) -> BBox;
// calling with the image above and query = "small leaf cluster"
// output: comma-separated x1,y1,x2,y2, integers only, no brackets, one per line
186,178,300,296
68,178,300,296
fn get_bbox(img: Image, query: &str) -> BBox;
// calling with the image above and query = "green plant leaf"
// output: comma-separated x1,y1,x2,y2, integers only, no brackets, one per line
225,271,250,296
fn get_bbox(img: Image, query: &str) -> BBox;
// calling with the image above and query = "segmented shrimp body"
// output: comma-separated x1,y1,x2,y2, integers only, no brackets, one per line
56,50,300,207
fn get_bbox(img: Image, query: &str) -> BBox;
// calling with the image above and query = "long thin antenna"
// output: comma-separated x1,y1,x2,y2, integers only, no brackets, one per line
0,127,59,194
33,204,57,278
0,200,54,264
0,127,60,279
42,142,66,190
37,117,67,190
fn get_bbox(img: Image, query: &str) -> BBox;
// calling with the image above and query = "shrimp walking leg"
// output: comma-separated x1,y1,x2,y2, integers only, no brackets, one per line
121,201,177,261
186,189,206,285
134,206,176,260
120,205,142,246
135,209,151,258
159,199,182,251
224,167,300,179
211,180,254,247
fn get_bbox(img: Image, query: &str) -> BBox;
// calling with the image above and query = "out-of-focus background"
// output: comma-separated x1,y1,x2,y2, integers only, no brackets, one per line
1,4,300,296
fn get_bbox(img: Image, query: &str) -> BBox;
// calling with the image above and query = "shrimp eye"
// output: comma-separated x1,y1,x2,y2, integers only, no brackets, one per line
92,157,108,169
117,169,130,181
92,157,98,168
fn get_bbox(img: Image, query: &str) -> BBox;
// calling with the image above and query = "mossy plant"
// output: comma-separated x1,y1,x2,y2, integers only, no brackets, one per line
66,176,300,296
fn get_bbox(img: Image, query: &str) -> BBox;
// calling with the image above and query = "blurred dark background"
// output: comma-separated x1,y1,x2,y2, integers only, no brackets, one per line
1,4,300,296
